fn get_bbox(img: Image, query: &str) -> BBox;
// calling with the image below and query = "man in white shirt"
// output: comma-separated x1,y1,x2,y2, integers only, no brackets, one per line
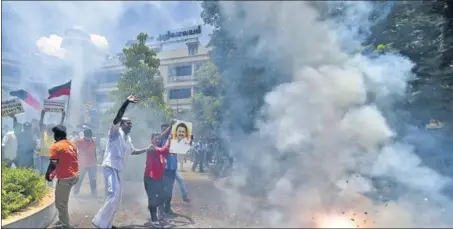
92,95,150,229
1,124,19,166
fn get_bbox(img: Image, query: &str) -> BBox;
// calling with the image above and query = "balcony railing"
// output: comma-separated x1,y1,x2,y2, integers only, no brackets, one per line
167,75,196,82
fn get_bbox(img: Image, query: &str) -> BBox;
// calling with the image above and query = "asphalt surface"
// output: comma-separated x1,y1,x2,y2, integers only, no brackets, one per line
65,163,262,228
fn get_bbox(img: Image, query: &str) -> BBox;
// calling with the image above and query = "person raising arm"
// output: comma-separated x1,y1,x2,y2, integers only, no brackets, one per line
92,95,148,229
37,110,65,175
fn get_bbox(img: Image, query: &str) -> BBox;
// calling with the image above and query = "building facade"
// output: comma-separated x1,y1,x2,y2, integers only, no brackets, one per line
2,20,211,127
93,45,212,114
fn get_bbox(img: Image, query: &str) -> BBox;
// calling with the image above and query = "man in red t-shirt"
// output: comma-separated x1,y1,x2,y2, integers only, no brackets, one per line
131,132,170,227
73,128,97,197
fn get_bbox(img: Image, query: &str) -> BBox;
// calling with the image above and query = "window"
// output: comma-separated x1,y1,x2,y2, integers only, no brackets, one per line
96,71,121,84
169,65,192,77
186,40,199,56
188,43,198,56
95,93,110,103
1,64,21,78
168,88,192,100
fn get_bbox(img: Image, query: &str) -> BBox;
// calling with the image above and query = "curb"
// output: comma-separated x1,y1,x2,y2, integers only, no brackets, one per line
2,189,56,229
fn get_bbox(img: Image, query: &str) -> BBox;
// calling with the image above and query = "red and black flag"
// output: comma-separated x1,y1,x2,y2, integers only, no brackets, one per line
48,81,71,99
9,89,42,110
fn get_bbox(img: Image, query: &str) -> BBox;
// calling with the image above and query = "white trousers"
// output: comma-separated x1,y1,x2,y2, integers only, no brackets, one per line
92,166,122,228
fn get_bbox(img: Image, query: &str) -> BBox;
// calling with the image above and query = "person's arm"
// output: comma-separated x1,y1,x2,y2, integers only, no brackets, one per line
9,115,19,129
162,119,177,138
39,110,46,132
155,138,171,156
113,95,139,125
45,145,59,181
60,111,66,125
130,145,149,155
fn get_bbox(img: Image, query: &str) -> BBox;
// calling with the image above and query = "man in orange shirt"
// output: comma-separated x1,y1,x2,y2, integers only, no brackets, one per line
73,127,97,197
45,124,79,228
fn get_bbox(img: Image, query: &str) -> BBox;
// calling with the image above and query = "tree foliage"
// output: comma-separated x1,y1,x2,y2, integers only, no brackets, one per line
365,1,453,128
191,61,222,138
102,32,172,133
113,33,166,109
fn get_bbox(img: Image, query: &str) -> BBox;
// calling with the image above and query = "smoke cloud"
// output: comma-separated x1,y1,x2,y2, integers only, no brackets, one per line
215,1,453,227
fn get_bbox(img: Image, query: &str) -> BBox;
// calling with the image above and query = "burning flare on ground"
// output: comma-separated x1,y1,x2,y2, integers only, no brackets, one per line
317,214,358,228
314,210,373,228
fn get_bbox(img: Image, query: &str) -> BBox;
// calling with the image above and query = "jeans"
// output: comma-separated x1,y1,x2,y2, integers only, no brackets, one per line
175,171,188,198
73,166,97,195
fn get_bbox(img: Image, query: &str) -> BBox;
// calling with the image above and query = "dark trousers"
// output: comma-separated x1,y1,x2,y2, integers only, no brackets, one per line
192,156,204,172
144,176,164,222
162,169,176,213
73,166,97,195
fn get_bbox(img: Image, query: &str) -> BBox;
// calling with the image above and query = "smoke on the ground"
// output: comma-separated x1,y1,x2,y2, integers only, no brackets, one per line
215,1,452,227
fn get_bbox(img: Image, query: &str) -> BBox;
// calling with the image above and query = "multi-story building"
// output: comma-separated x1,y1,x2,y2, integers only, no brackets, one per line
93,42,211,115
2,22,210,127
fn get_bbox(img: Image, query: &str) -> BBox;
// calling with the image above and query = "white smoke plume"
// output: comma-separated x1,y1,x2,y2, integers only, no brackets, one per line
216,1,452,227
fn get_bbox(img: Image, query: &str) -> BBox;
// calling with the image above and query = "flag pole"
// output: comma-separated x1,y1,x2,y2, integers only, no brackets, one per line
65,80,72,127
65,95,71,126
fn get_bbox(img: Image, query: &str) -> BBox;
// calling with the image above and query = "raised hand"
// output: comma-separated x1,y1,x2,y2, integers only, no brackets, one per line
127,95,139,103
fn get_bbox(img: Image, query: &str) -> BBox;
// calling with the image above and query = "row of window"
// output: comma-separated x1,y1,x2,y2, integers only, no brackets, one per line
95,93,110,103
95,87,193,103
167,62,202,79
168,88,192,100
95,71,121,84
95,63,202,84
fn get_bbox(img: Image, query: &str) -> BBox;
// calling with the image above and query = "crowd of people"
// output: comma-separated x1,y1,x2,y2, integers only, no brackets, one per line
1,95,213,229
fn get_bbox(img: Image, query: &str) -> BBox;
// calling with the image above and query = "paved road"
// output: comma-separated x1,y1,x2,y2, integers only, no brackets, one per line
66,164,261,228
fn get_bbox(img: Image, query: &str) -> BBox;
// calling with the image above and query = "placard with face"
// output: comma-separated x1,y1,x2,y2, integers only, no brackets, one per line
169,120,193,155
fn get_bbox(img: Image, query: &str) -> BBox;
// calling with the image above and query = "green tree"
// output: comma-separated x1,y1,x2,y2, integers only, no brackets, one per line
366,1,453,128
191,61,222,138
102,32,173,140
114,33,166,109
